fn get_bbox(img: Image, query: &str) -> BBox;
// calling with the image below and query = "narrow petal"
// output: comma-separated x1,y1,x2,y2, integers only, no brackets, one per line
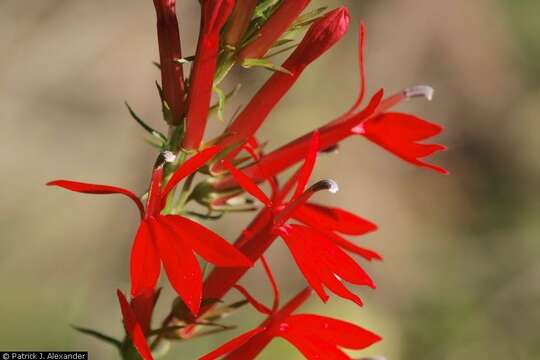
223,161,272,207
279,330,350,360
293,202,378,235
163,215,252,267
287,314,382,350
292,131,320,199
150,217,202,315
130,221,161,297
199,327,267,360
47,180,144,218
161,146,220,201
325,231,382,261
117,290,154,360
260,256,280,311
146,166,164,218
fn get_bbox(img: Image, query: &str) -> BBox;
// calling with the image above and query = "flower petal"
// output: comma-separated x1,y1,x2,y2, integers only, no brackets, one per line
130,221,161,297
324,231,382,261
47,180,144,218
293,202,378,235
116,290,154,360
233,284,272,315
199,327,267,360
163,215,252,267
150,217,202,315
287,314,382,350
279,330,350,360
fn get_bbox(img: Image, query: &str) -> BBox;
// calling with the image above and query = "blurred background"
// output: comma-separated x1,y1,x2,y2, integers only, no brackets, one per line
1,0,539,359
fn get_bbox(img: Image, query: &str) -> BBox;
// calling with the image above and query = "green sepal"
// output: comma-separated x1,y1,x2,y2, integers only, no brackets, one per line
292,6,328,27
241,58,292,75
71,325,122,349
125,102,167,144
173,55,195,65
155,82,174,125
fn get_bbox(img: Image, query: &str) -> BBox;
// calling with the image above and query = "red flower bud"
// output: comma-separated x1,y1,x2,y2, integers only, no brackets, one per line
223,0,257,48
238,0,311,60
153,0,186,125
183,0,235,150
215,7,350,170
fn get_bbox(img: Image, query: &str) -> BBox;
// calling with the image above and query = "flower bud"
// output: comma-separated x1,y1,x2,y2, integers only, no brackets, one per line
285,7,351,70
223,0,257,48
153,0,186,125
238,0,311,61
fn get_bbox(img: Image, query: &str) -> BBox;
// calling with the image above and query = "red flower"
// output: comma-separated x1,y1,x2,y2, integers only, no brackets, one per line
214,24,447,188
222,132,378,305
152,0,186,124
117,289,156,360
237,0,311,61
48,147,252,315
214,7,351,171
183,0,235,150
201,258,381,360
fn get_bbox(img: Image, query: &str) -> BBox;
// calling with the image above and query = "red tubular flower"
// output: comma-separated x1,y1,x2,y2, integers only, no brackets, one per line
153,0,186,124
117,290,154,360
237,0,311,61
201,259,381,360
48,147,252,315
214,24,446,187
219,132,377,306
214,7,351,171
183,0,235,150
223,0,257,48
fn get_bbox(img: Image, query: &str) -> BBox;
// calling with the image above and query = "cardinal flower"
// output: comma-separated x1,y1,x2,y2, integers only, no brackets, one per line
201,258,381,360
222,132,377,306
48,147,252,315
213,23,447,189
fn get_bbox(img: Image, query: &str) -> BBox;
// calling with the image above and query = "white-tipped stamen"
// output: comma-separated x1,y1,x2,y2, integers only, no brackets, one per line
162,151,176,163
405,85,434,101
310,179,339,194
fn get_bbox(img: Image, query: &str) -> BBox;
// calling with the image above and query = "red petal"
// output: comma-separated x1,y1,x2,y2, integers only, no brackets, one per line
279,330,350,360
278,226,329,302
47,180,144,218
293,202,378,235
130,288,160,335
145,166,164,218
324,231,382,261
292,131,319,199
287,314,382,350
362,112,448,174
308,229,375,288
233,285,272,315
130,221,161,298
116,290,154,360
163,215,252,267
223,161,272,207
150,217,202,315
260,256,280,311
161,146,220,201
199,327,266,360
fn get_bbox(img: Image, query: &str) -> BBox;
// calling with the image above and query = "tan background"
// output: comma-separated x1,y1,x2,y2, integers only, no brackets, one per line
1,0,539,359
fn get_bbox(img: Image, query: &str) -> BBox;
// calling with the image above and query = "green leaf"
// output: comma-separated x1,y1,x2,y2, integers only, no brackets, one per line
72,325,122,348
265,43,299,59
241,58,292,74
125,102,167,144
254,0,280,20
209,84,241,121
